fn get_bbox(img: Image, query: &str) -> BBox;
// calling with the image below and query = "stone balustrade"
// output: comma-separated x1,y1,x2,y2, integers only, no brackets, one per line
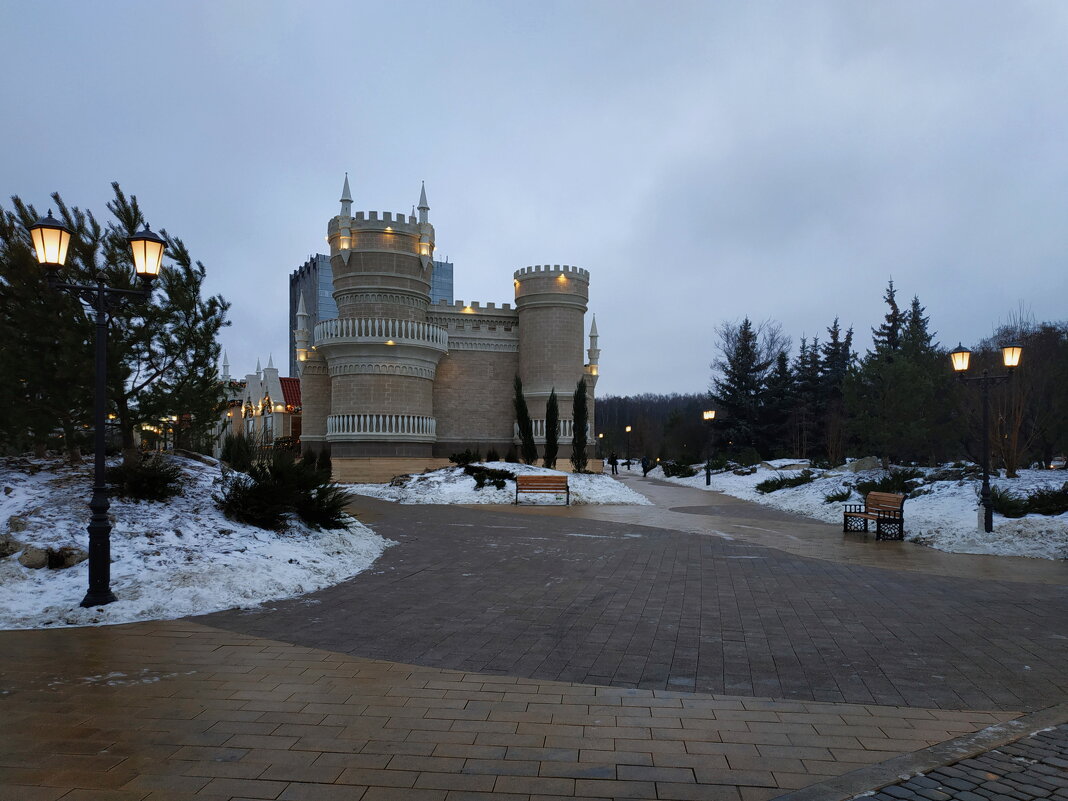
314,318,448,350
327,414,437,437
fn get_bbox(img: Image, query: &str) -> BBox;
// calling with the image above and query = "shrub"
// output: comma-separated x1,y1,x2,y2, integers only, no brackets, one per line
220,432,254,472
855,468,924,498
823,486,852,504
316,448,332,477
756,469,815,494
1025,482,1068,516
107,454,183,501
214,451,354,531
988,486,1029,518
450,449,482,467
734,447,762,467
464,465,514,490
485,448,500,462
733,466,757,476
661,461,697,478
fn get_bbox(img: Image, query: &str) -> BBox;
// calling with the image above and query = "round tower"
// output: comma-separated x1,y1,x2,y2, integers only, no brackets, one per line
315,179,447,461
514,264,590,446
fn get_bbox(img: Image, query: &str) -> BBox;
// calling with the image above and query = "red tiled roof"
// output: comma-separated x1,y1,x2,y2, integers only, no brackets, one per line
279,377,301,409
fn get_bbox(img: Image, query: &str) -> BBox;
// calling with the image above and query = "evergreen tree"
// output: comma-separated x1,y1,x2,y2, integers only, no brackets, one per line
570,377,589,472
513,375,538,464
871,279,903,356
791,336,822,458
543,388,559,468
711,317,788,455
0,185,229,462
758,352,794,457
819,319,853,464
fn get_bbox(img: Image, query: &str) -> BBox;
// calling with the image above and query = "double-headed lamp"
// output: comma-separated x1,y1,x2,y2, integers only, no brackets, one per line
29,211,72,267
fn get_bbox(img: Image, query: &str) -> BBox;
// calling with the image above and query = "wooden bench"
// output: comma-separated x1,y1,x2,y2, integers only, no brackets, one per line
843,491,905,540
515,475,570,505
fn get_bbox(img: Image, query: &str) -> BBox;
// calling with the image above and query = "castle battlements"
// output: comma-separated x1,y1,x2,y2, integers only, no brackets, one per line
328,212,425,237
513,264,589,281
436,299,515,312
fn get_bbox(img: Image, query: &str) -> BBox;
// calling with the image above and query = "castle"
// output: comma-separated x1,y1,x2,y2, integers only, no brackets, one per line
292,177,600,482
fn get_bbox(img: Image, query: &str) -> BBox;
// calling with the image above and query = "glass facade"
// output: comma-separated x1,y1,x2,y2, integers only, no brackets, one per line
430,259,454,305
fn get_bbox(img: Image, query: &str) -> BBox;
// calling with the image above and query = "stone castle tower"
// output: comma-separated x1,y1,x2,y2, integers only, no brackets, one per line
295,177,599,482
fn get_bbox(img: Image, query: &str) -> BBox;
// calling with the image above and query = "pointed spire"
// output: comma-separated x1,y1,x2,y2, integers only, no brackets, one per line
255,357,261,376
587,314,601,370
267,354,275,370
221,351,230,380
296,291,308,319
417,181,429,224
589,315,598,338
340,172,352,217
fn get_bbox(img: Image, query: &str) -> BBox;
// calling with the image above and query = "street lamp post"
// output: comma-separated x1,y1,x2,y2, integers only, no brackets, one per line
702,409,717,486
624,425,632,470
950,342,1022,534
29,210,163,607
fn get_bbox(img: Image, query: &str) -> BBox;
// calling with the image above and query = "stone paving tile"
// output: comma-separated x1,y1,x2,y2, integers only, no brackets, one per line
197,495,1068,711
858,724,1068,801
0,620,1018,800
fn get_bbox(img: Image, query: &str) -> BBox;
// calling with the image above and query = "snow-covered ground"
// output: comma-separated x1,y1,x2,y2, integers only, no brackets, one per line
349,462,651,506
654,462,1068,560
0,456,390,630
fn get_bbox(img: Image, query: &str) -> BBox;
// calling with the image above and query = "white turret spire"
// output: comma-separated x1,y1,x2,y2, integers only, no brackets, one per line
296,291,309,322
587,315,600,373
417,181,429,224
267,353,275,370
255,358,262,378
340,173,352,217
221,351,230,380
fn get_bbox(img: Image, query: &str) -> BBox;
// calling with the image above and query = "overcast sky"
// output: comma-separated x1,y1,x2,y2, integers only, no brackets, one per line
3,1,1067,396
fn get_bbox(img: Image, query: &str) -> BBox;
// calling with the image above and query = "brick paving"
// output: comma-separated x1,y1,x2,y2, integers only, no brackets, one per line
0,620,1017,801
861,724,1068,801
199,495,1068,711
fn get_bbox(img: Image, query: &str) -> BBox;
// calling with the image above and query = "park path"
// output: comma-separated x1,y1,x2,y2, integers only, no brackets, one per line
2,475,1065,800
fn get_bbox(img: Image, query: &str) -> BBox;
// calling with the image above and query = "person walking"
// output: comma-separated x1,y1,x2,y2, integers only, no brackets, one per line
608,452,618,475
641,456,651,477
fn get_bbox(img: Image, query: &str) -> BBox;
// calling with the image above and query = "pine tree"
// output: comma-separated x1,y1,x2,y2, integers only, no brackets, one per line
513,375,538,464
819,318,853,465
871,279,903,357
543,388,559,468
711,317,787,455
570,377,589,472
0,185,230,462
758,351,794,457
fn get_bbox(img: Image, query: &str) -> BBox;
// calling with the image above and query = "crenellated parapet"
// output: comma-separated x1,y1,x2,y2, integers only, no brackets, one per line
513,264,590,281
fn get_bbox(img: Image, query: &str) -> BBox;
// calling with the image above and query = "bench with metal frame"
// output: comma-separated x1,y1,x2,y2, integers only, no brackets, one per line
515,475,570,505
843,491,905,540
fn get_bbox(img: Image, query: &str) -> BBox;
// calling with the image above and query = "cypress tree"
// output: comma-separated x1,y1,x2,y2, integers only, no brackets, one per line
571,377,589,472
543,388,559,468
513,375,538,464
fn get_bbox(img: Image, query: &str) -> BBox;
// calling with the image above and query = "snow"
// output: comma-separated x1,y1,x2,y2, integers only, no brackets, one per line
654,463,1068,560
0,456,390,630
348,462,652,506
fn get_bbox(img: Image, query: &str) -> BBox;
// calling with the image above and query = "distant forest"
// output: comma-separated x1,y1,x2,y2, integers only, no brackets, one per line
595,281,1068,474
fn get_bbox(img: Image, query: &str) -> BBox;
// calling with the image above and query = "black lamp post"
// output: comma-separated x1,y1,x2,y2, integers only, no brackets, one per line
950,342,1022,534
625,425,632,469
29,210,164,607
702,409,717,486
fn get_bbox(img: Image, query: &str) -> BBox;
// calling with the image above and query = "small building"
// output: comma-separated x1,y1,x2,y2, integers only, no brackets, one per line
213,353,302,457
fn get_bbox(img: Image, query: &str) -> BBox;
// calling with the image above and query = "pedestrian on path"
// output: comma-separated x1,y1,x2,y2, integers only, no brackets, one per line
608,452,618,475
641,456,651,477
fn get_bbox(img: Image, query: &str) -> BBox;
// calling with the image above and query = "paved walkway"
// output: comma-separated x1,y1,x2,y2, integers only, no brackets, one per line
200,479,1068,711
0,620,1019,801
2,473,1065,800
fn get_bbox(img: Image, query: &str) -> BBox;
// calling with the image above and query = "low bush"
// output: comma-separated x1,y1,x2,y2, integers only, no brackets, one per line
214,451,354,531
220,432,254,472
855,468,925,497
734,447,763,467
990,481,1068,518
661,460,697,478
988,486,1029,519
450,449,482,467
107,454,183,501
464,465,514,490
706,453,730,472
1026,482,1068,516
823,486,852,504
756,469,815,494
733,465,757,476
